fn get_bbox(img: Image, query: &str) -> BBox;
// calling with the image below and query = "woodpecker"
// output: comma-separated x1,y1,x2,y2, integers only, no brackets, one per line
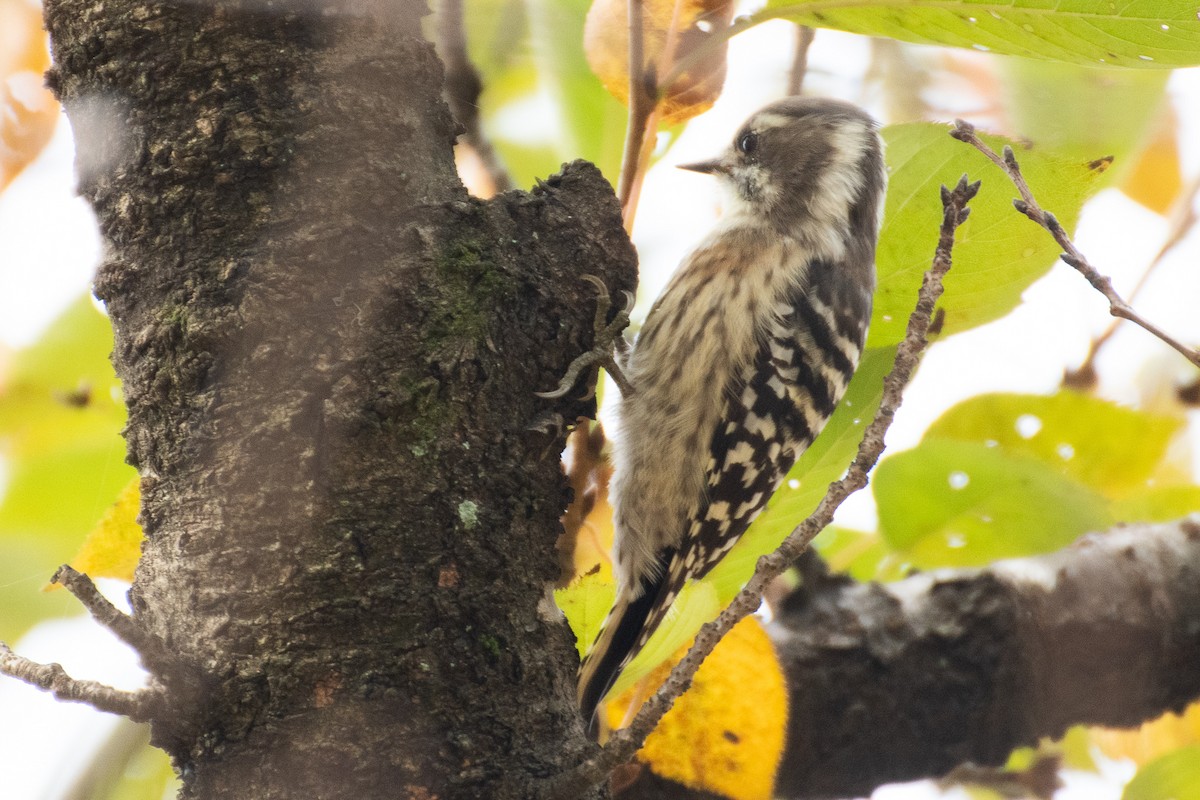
576,96,887,728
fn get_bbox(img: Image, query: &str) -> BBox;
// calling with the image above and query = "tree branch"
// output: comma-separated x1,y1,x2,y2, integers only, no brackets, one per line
773,516,1200,798
617,515,1200,799
0,643,165,723
50,565,179,680
951,119,1200,371
542,175,982,799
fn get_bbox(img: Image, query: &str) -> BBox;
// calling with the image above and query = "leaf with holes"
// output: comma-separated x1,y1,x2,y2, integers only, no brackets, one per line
874,439,1112,568
924,391,1181,496
761,0,1200,69
605,617,787,800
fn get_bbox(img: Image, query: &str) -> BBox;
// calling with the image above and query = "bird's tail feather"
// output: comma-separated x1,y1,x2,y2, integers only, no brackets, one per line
576,573,663,735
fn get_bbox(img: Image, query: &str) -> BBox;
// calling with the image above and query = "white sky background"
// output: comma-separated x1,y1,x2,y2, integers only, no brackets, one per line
1,11,1199,800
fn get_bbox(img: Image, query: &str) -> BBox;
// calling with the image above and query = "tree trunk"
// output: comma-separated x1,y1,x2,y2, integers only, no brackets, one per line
43,1,636,797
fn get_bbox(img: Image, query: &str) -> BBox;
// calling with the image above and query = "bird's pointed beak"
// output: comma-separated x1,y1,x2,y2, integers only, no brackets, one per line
677,157,726,175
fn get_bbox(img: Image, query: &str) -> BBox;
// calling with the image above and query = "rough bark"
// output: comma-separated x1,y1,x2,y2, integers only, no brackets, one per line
42,1,635,798
772,517,1200,799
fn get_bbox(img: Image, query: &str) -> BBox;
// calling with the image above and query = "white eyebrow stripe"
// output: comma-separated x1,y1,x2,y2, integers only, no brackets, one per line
752,112,795,131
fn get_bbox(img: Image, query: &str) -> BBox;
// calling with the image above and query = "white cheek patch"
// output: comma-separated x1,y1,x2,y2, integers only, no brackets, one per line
812,121,871,223
732,163,779,206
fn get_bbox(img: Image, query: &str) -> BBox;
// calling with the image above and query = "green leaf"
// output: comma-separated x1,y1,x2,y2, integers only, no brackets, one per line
0,541,79,643
924,391,1181,495
0,296,131,641
0,440,133,541
0,295,134,543
872,123,1104,347
1057,726,1100,772
761,1,1200,69
107,738,181,800
1000,60,1169,170
464,0,528,79
555,570,615,659
813,525,894,582
522,0,627,183
0,295,125,457
1111,485,1200,523
611,577,721,699
875,439,1112,567
1123,745,1200,800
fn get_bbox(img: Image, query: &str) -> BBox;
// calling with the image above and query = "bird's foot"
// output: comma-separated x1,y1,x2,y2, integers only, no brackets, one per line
537,274,635,400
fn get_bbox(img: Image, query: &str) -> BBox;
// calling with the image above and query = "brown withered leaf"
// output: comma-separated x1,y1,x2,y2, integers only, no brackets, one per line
584,0,735,125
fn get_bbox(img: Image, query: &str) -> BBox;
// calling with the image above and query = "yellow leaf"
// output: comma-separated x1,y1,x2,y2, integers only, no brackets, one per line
49,478,143,588
1092,701,1200,766
605,616,788,800
584,0,735,125
1119,105,1182,215
555,570,616,659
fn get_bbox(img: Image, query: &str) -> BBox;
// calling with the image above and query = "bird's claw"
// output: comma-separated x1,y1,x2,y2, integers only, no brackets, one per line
537,274,635,400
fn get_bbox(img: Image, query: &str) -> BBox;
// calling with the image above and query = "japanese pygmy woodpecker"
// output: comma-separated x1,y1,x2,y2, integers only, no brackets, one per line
577,96,887,727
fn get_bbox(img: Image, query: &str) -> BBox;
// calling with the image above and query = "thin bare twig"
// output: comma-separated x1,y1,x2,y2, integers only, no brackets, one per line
1066,174,1200,388
51,565,177,679
436,0,512,195
951,119,1200,371
0,642,164,722
539,175,981,800
786,25,816,96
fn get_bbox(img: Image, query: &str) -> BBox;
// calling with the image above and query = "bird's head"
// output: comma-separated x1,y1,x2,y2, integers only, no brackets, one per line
679,97,886,249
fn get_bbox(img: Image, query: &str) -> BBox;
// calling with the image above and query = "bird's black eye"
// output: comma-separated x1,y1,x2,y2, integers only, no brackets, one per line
737,131,758,155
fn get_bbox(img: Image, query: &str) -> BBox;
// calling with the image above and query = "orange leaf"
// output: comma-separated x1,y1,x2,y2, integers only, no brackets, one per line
0,0,59,191
1093,701,1200,766
584,0,735,125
